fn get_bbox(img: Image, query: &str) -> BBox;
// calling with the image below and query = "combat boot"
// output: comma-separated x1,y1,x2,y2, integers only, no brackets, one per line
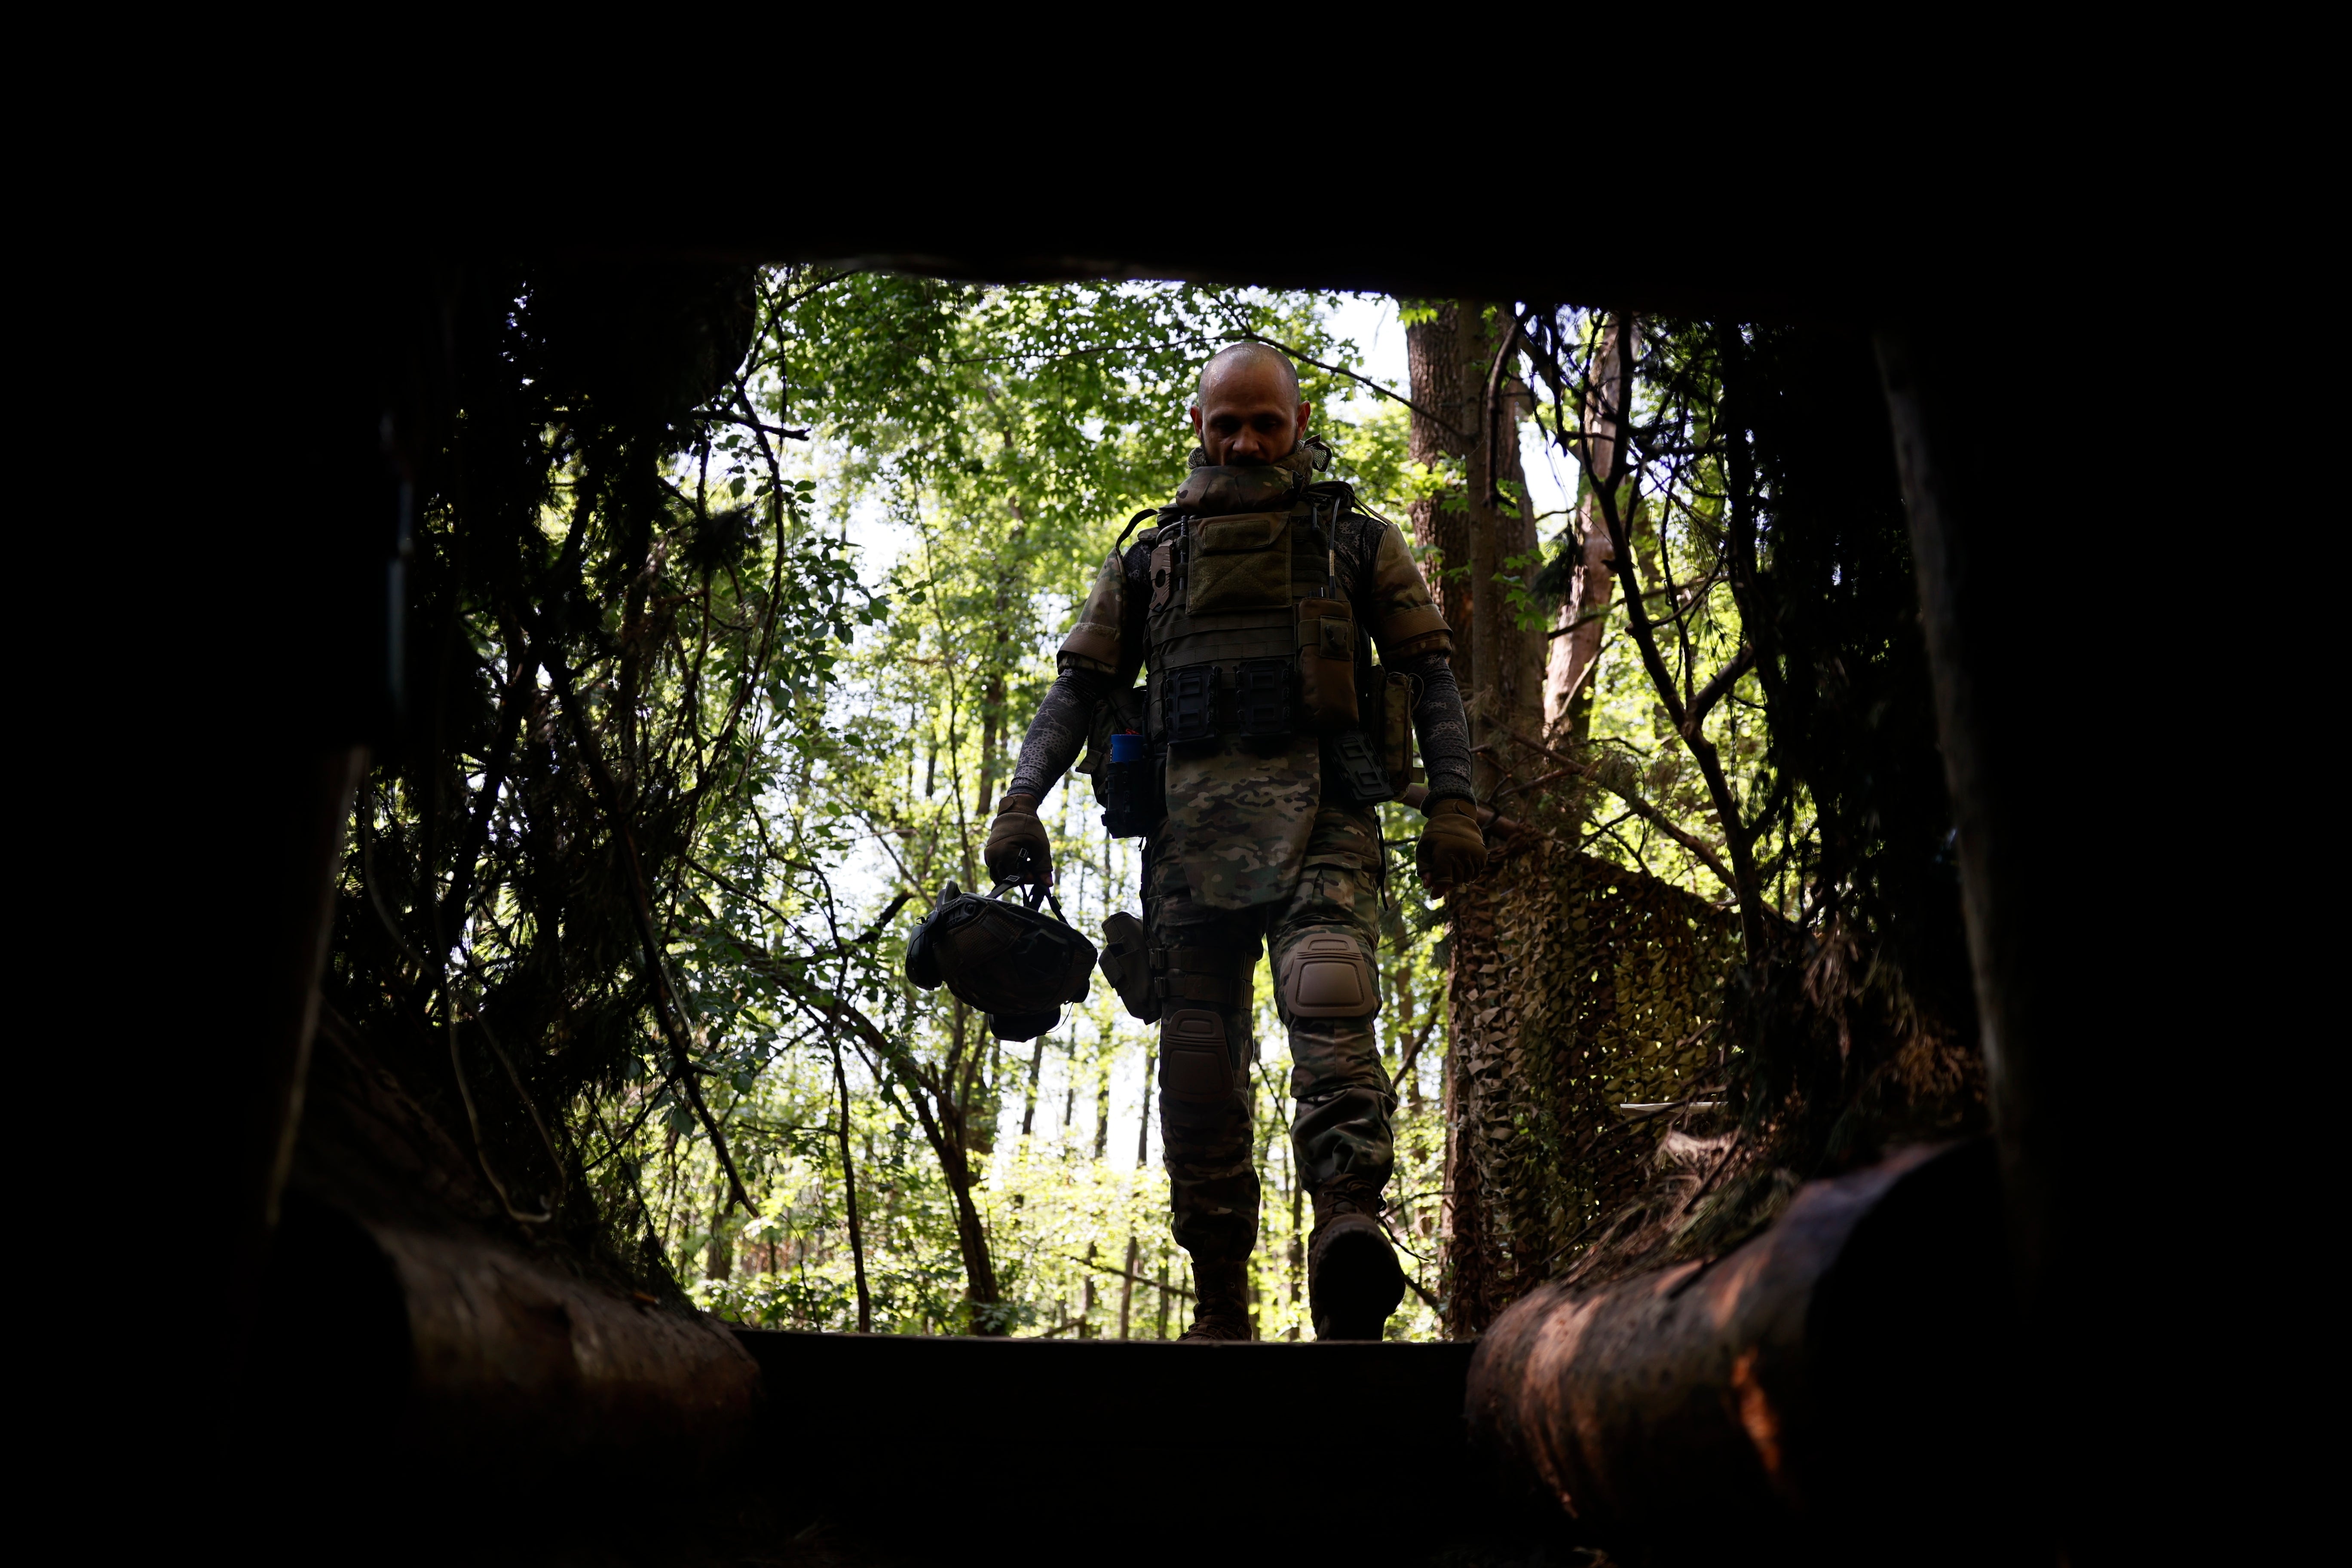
1308,1183,1405,1341
1178,1258,1251,1341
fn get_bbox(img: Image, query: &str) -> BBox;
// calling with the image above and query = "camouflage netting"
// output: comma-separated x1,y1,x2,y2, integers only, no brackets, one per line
1442,831,1739,1329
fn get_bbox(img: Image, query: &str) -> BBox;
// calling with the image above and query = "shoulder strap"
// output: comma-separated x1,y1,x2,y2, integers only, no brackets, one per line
1348,505,1384,616
1112,506,1158,551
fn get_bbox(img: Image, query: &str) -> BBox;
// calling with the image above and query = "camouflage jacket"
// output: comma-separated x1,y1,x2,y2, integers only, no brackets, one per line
1055,444,1452,685
1006,442,1474,907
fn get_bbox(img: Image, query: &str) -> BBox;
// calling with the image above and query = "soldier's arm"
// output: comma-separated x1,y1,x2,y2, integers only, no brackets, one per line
1360,521,1476,807
1398,654,1474,805
1002,541,1149,803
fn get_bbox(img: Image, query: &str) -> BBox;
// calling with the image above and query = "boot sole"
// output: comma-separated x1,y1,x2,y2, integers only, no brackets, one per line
1312,1222,1406,1340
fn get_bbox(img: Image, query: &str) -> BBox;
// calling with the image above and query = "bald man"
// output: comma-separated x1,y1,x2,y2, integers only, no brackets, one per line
985,344,1483,1340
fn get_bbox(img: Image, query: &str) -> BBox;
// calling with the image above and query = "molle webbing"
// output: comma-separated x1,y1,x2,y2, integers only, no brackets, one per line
1152,659,1293,744
1148,620,1299,674
1146,496,1356,744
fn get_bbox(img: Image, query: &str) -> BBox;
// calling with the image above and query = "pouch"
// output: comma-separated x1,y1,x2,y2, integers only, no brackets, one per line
1077,685,1148,786
1099,731,1163,838
1098,911,1157,1022
1185,512,1292,616
1324,729,1395,806
1294,596,1359,731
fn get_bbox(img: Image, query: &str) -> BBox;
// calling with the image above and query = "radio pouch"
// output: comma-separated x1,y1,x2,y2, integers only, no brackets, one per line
1295,597,1360,731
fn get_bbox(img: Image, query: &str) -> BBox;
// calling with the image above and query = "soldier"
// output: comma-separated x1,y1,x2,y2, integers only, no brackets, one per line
984,343,1485,1341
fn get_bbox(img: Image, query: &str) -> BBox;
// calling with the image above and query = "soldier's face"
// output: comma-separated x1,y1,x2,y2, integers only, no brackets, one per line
1190,363,1312,466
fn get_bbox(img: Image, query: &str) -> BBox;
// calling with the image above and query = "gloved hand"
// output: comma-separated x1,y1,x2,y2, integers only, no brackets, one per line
984,793,1054,885
1416,796,1488,894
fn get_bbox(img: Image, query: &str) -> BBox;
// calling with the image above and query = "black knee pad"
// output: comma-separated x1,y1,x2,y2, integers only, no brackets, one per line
1159,1008,1236,1104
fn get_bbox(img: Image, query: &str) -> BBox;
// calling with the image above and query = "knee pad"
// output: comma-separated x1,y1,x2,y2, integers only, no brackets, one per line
1278,931,1379,1020
1159,1008,1237,1104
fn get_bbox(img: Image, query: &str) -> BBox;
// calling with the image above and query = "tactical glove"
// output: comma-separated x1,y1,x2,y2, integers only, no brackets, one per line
984,793,1053,886
1416,796,1488,893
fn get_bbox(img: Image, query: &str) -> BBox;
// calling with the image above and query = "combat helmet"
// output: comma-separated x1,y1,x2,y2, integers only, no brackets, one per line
905,880,1096,1041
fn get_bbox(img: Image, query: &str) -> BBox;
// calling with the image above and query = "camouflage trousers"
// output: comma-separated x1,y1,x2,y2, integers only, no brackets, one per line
1145,805,1395,1268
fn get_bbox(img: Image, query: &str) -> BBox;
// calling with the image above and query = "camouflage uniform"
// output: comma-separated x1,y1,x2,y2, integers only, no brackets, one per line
1004,440,1473,1277
1146,800,1394,1265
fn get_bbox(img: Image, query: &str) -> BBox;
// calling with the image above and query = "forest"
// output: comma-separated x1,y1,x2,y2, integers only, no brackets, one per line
328,264,1975,1353
233,243,2081,1564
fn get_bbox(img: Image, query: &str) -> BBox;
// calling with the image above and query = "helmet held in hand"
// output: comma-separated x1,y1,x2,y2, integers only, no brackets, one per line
904,879,1097,1041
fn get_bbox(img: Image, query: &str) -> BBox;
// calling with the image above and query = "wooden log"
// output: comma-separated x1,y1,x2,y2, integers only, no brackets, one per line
1464,1140,2021,1564
254,1204,760,1477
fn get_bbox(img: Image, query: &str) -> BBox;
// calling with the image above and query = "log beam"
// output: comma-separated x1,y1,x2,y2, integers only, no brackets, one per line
248,1204,760,1479
1465,1140,2022,1565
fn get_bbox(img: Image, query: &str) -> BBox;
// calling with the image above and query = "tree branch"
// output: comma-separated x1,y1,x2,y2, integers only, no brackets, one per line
543,652,756,1216
1234,331,1470,441
1060,1253,1194,1300
1391,1009,1441,1091
1586,323,1768,949
1684,644,1757,736
1482,309,1528,511
1498,727,1736,890
692,409,810,440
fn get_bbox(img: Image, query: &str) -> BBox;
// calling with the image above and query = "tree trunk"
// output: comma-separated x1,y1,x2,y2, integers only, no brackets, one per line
976,668,1004,819
1409,303,1545,1336
1021,1034,1045,1137
1408,302,1545,793
1137,1047,1154,1164
1437,880,1505,1332
1542,317,1635,741
1121,1046,1150,1340
1287,1165,1304,1339
1093,1032,1111,1161
829,1034,873,1333
703,1176,732,1281
939,1128,1001,1329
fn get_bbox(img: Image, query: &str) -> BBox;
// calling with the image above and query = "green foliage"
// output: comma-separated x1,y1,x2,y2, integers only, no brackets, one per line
334,266,1436,1333
1514,306,1978,1192
1522,313,1788,910
663,275,1445,1336
331,262,1968,1344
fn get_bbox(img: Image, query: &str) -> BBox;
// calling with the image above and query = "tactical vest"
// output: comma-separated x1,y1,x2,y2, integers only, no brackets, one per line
1140,465,1395,804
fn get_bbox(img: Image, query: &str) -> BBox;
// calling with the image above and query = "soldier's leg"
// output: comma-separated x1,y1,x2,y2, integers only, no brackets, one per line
1146,841,1266,1340
1271,806,1404,1339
